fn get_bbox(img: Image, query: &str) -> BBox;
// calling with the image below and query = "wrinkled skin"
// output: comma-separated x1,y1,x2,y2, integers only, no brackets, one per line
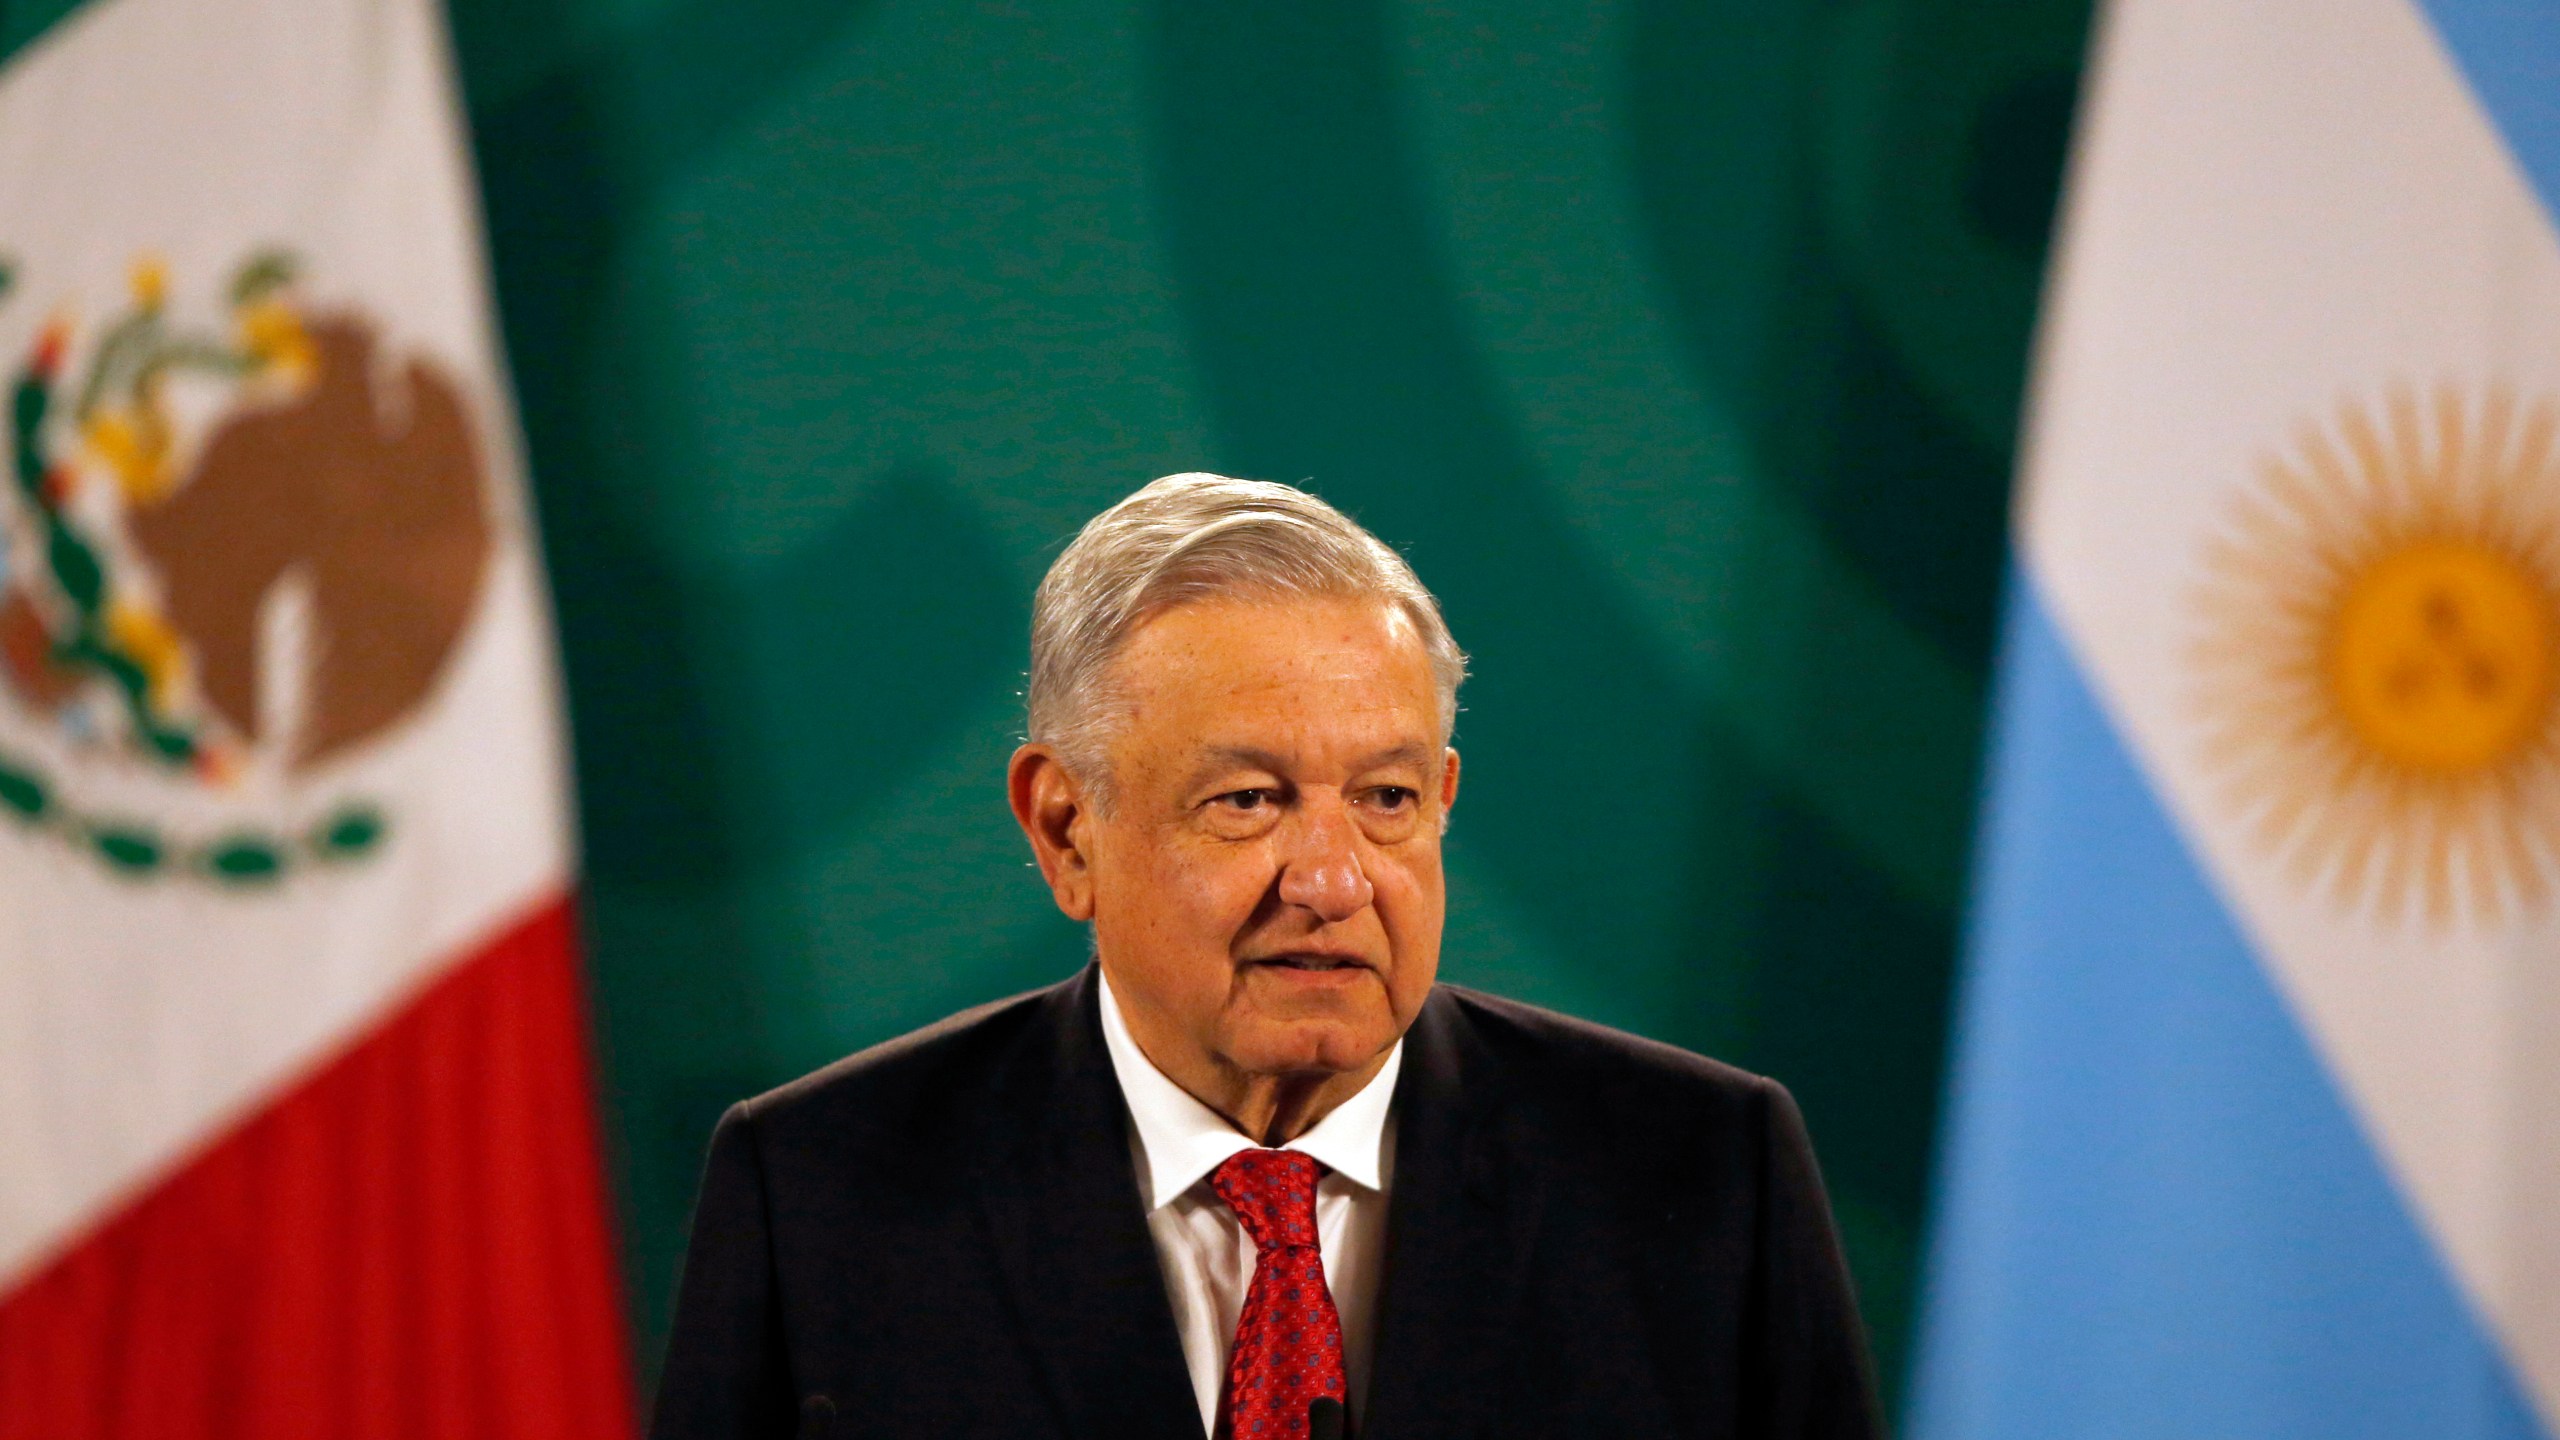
1009,595,1458,1143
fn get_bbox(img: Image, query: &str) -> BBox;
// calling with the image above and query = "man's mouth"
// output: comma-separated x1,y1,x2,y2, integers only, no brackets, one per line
1250,954,1367,973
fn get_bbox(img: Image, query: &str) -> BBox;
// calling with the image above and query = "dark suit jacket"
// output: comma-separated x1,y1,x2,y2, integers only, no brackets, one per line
651,964,1881,1440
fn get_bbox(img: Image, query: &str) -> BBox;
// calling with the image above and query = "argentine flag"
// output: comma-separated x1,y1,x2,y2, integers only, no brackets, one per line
1912,0,2560,1436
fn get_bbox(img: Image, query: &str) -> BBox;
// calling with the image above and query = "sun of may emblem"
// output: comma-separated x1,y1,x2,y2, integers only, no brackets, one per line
2191,387,2560,925
0,251,492,885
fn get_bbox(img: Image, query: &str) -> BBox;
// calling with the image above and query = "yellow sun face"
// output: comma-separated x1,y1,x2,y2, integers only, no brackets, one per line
2328,538,2554,773
2192,388,2560,925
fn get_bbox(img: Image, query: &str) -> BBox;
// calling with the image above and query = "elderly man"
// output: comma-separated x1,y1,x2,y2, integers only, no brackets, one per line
651,475,1880,1440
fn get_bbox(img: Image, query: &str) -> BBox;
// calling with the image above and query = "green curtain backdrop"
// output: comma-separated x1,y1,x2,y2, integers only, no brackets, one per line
0,0,2094,1410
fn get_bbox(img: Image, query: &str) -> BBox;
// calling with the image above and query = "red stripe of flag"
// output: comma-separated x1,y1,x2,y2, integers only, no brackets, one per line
0,896,635,1440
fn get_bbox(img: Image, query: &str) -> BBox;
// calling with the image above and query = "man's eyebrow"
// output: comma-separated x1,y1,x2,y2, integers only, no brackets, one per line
1181,742,1437,789
1182,746,1289,789
1353,742,1438,773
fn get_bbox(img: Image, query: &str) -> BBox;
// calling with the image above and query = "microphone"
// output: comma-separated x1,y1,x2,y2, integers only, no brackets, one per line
1306,1396,1346,1440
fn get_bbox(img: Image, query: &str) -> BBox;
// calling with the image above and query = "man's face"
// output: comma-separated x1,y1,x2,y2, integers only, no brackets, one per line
1079,595,1456,1087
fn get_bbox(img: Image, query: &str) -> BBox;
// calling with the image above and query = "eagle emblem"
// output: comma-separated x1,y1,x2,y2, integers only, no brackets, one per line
0,252,493,883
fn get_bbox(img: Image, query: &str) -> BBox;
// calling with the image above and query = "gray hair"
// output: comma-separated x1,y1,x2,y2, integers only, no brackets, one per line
1028,473,1467,800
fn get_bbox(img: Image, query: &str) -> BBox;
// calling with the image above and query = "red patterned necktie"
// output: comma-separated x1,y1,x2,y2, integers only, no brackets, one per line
1208,1149,1348,1439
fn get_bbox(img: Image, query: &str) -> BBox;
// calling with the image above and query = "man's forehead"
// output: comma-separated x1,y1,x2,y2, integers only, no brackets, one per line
1106,595,1444,775
1117,596,1429,685
1182,739,1439,778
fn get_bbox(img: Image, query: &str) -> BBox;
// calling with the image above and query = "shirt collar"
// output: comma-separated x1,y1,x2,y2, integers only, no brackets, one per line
1098,965,1402,1211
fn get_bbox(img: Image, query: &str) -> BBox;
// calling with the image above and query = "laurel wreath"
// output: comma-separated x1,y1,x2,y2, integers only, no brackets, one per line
0,749,385,883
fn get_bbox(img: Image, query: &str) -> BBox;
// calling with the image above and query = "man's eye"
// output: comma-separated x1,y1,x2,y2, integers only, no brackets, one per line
1217,790,1271,811
1370,787,1416,810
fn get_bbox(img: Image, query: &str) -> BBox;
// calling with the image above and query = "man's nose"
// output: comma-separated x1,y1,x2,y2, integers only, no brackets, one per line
1275,794,1375,922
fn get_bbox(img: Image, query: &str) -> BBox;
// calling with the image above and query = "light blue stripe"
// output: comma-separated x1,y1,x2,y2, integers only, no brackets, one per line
1906,579,2549,1440
2411,0,2560,223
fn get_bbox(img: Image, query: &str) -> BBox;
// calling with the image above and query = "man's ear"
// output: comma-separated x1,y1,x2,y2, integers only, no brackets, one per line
1439,746,1461,820
1008,743,1097,921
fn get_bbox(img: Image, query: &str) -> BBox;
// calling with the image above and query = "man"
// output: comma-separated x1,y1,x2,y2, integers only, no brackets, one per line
651,474,1881,1440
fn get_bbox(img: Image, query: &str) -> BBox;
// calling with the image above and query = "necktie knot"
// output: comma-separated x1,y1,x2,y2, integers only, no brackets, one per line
1208,1149,1323,1255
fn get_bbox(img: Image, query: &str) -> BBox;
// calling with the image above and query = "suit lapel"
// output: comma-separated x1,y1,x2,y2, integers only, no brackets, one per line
1360,990,1547,1440
975,965,1204,1440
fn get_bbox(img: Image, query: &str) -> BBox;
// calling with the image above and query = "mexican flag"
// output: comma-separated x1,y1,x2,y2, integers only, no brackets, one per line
0,0,633,1434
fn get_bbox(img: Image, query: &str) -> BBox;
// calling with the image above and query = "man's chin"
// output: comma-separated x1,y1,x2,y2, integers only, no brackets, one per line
1221,1006,1398,1079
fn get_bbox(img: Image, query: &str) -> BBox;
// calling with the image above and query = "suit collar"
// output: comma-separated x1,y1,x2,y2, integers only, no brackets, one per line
1360,986,1548,1440
973,963,1204,1440
973,969,1541,1440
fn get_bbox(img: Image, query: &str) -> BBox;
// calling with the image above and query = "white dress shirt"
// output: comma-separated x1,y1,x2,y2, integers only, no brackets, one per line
1096,969,1402,1437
